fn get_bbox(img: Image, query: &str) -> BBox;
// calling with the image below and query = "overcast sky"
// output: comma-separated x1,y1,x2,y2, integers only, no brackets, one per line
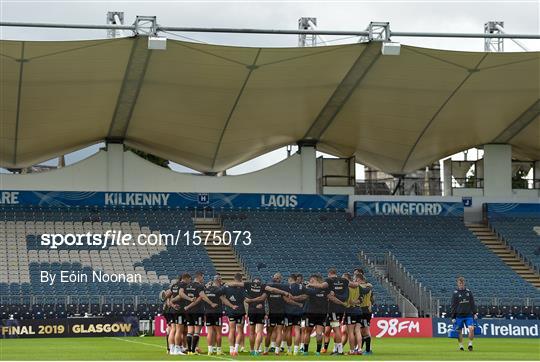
1,1,538,175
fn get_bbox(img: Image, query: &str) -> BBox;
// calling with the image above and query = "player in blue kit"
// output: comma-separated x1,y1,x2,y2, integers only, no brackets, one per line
451,276,478,351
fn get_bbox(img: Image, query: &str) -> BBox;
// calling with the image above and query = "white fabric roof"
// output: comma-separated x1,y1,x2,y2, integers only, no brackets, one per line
1,37,538,174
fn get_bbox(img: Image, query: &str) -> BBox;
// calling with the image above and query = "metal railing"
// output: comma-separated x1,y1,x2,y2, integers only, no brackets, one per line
359,251,418,317
452,177,484,189
0,294,160,307
386,252,438,317
356,177,443,196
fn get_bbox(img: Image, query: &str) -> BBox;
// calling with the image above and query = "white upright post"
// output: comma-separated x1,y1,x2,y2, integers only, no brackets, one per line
300,146,317,194
534,161,540,189
443,158,452,196
107,143,124,191
483,144,512,197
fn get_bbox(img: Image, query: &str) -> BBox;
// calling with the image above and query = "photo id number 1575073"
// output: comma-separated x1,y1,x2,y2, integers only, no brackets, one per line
185,230,252,246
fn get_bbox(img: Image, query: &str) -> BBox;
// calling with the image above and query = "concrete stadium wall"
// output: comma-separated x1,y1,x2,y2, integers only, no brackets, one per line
0,145,315,194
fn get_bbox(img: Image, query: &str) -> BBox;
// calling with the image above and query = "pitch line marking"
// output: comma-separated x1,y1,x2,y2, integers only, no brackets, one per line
110,337,235,361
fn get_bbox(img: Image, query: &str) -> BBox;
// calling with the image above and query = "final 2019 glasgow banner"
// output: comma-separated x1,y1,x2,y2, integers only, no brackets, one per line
0,191,348,210
1,317,139,339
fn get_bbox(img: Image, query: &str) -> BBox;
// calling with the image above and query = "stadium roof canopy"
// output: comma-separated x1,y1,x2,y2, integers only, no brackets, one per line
1,36,539,174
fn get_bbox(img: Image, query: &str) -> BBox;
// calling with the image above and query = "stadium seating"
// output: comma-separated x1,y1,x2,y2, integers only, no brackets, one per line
2,205,539,320
488,217,540,270
224,211,539,317
347,216,540,306
223,210,398,314
0,206,215,309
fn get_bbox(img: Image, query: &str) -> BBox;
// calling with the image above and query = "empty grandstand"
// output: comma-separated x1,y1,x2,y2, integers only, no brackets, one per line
0,11,539,359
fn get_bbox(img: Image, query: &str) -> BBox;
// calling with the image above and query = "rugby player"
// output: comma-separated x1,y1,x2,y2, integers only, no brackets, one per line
451,276,477,351
168,273,194,355
228,274,293,355
296,274,310,354
243,277,267,356
284,274,306,355
343,272,362,354
183,271,218,355
263,272,299,355
159,288,173,354
308,268,349,355
221,273,246,356
301,274,329,355
204,274,237,355
357,270,374,354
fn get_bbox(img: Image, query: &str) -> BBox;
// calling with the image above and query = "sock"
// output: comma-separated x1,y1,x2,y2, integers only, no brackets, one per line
316,342,322,353
324,342,329,350
365,337,371,352
230,346,234,353
193,334,199,352
305,341,310,352
288,346,292,353
459,343,464,349
271,342,276,349
361,338,365,349
208,346,213,353
281,341,287,348
264,347,268,353
186,334,193,352
294,346,299,354
169,343,174,353
217,347,222,353
337,343,343,353
235,343,240,352
468,341,473,346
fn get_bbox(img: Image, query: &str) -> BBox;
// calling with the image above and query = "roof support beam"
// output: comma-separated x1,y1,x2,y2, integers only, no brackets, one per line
106,36,152,143
210,49,261,171
491,99,540,143
303,41,381,141
13,42,26,165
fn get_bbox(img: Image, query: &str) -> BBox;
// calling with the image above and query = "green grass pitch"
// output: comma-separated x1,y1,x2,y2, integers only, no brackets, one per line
0,336,539,360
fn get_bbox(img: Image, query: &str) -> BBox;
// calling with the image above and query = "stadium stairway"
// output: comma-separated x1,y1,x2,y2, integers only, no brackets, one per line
194,217,246,281
467,223,540,289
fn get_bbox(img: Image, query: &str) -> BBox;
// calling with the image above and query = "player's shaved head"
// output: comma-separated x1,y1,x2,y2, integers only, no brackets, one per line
328,268,337,276
273,272,282,282
234,272,243,281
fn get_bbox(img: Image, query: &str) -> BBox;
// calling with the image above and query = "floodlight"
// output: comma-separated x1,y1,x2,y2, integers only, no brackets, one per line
148,36,167,50
381,42,401,56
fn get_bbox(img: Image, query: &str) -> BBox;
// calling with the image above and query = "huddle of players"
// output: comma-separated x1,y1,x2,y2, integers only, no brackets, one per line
161,267,374,356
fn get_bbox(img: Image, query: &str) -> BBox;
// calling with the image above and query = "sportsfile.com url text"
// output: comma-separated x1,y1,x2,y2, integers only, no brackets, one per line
39,230,252,249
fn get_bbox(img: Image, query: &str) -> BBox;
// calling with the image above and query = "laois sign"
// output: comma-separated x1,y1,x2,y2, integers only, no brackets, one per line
0,191,347,210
